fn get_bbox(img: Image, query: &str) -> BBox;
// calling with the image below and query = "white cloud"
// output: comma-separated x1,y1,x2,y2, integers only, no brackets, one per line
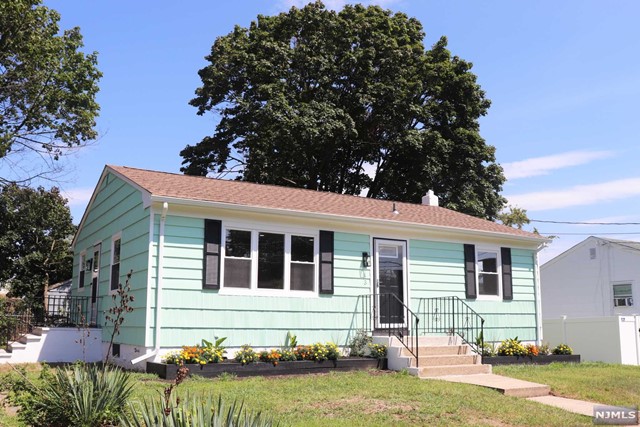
506,177,640,212
502,150,614,180
62,187,94,207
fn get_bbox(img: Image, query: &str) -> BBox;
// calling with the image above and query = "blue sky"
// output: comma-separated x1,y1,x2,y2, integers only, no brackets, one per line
37,0,640,263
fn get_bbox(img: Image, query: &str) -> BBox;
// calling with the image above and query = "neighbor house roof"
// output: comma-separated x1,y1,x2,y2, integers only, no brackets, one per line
107,165,544,241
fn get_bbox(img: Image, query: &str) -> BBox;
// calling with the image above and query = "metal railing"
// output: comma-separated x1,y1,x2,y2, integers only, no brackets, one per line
0,312,33,348
0,296,100,348
417,296,484,354
358,293,420,367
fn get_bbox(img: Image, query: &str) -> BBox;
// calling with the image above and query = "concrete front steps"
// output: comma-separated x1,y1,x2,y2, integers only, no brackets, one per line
376,335,491,377
374,335,551,399
0,327,48,363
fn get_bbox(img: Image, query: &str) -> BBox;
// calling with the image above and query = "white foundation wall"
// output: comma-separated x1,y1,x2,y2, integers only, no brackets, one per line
543,316,640,365
2,328,103,364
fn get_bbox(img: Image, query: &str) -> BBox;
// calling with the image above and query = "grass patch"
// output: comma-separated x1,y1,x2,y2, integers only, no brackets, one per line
494,362,640,407
126,370,588,426
1,367,595,426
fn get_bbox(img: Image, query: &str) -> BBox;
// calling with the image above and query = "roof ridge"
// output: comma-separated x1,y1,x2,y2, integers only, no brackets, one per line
108,164,442,209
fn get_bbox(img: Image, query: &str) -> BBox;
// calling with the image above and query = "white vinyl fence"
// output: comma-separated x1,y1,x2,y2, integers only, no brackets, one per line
543,316,640,365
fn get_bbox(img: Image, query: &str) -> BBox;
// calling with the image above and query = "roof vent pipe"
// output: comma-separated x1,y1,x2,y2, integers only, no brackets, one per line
422,190,439,207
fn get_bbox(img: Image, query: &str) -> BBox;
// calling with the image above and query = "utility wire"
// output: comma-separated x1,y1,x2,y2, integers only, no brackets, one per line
531,219,640,225
538,232,640,236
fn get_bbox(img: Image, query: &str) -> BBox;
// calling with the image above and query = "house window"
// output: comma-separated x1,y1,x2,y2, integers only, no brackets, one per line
224,229,251,288
258,232,285,289
291,235,314,291
613,283,633,307
110,236,121,291
222,227,316,293
79,252,86,289
477,250,500,296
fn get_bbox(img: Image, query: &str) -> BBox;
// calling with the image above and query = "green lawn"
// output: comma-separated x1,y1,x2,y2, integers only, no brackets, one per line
494,362,640,408
3,363,637,426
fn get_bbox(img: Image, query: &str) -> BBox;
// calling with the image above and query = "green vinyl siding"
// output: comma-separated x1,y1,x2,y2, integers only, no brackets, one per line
409,240,538,342
148,220,372,348
71,173,150,346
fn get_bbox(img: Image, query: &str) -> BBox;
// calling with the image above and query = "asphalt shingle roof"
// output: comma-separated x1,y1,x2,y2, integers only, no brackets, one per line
109,165,542,240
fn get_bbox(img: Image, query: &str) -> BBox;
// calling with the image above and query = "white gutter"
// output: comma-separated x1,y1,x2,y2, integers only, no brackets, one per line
132,202,168,365
534,242,547,345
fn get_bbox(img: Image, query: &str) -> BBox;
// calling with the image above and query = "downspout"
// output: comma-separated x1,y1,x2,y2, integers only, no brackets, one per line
132,202,168,365
534,242,547,345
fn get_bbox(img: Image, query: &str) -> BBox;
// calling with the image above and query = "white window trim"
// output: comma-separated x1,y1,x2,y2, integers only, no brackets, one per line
78,250,87,292
110,232,122,295
476,247,502,301
219,223,319,298
612,281,634,308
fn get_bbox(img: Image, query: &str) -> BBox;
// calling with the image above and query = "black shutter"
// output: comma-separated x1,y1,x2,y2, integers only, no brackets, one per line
501,247,513,301
319,230,334,294
203,219,221,289
464,244,477,299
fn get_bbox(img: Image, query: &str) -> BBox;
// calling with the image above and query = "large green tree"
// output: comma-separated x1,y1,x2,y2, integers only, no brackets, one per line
0,0,101,185
181,2,506,219
0,184,75,307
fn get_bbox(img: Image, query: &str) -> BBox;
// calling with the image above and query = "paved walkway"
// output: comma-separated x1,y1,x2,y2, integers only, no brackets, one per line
433,373,640,424
436,373,550,398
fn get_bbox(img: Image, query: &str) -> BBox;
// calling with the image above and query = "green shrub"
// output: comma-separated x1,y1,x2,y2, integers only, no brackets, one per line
348,329,372,357
16,363,134,427
122,393,278,427
496,337,528,357
552,344,573,355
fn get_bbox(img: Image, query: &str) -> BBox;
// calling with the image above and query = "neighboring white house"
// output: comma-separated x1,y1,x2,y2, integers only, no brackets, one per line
541,236,640,318
541,236,640,364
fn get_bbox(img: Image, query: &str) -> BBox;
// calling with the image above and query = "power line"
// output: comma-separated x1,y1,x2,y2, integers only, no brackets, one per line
531,219,640,225
538,232,640,236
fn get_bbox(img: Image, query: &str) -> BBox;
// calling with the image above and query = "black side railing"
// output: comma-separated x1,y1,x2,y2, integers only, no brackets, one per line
0,296,100,348
417,296,484,354
35,295,98,327
0,312,33,348
359,293,420,367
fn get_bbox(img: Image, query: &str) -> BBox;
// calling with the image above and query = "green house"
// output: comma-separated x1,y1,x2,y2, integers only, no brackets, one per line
71,165,547,367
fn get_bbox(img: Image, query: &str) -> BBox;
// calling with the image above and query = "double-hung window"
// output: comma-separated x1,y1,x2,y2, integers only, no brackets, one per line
222,227,316,293
613,283,633,307
224,229,252,288
110,236,121,292
79,252,86,289
477,250,500,297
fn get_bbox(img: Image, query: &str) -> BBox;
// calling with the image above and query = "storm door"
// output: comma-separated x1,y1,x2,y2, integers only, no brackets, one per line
374,239,407,327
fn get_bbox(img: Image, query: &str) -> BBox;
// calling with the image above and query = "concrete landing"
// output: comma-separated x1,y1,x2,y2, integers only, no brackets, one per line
435,373,551,398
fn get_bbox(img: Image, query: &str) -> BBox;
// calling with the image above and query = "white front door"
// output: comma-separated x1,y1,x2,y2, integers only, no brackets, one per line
374,239,407,328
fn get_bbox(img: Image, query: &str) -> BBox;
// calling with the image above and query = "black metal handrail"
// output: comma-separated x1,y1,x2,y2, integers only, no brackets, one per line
0,312,33,348
0,295,101,348
417,296,485,354
358,293,420,367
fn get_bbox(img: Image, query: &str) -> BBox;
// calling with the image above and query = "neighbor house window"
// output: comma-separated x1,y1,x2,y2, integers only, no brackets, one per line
79,252,86,289
224,229,251,288
613,283,633,307
222,227,316,293
477,250,500,296
110,236,121,291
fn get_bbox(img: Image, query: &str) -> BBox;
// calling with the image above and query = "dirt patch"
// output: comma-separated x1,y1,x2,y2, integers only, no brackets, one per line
0,392,19,417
